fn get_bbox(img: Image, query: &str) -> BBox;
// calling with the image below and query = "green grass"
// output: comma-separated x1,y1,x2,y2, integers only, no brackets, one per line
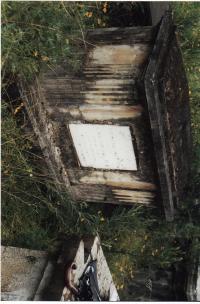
173,2,200,202
1,1,200,292
1,1,109,84
173,2,200,148
1,1,109,248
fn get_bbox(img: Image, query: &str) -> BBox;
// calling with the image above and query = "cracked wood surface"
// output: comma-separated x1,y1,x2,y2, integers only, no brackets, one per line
22,14,191,219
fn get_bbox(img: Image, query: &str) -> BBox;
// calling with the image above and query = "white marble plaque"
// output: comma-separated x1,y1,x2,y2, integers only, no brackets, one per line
69,124,137,171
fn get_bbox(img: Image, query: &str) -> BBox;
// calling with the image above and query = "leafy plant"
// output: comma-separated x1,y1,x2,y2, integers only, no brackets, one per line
1,1,110,248
2,1,109,84
1,2,200,296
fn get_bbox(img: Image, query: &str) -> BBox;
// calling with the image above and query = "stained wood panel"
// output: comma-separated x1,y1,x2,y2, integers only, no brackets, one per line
22,13,191,219
145,12,191,220
22,26,158,207
68,170,156,191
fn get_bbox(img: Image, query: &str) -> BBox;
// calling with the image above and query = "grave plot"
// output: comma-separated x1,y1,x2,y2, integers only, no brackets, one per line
21,12,191,221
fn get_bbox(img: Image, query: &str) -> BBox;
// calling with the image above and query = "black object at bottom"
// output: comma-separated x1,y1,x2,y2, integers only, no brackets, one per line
76,260,101,301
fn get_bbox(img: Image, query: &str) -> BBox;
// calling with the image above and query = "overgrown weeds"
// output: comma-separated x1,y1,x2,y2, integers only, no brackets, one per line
1,1,109,85
1,1,200,293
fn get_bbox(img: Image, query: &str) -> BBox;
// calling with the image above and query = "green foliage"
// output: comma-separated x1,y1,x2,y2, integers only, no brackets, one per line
2,1,108,83
1,0,110,247
97,4,200,288
1,2,200,294
1,101,185,270
2,101,68,248
1,1,110,250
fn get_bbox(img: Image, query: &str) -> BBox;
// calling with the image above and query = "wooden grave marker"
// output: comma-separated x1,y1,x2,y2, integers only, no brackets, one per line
21,12,191,221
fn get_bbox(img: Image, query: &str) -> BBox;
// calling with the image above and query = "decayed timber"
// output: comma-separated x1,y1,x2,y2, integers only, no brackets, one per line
68,170,156,191
21,24,159,208
71,184,156,206
85,26,156,44
22,13,191,219
20,79,74,200
47,104,143,121
112,189,155,204
88,44,151,65
145,12,191,220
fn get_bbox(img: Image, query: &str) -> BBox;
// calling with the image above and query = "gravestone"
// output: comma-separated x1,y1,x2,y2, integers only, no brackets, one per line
21,12,191,221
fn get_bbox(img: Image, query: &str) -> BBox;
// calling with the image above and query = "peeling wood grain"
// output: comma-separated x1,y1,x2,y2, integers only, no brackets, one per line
71,185,107,203
71,171,156,191
47,104,143,121
22,22,159,209
21,14,191,218
144,12,191,220
88,44,151,66
71,184,155,206
86,26,155,45
22,21,158,208
20,80,74,199
112,189,155,204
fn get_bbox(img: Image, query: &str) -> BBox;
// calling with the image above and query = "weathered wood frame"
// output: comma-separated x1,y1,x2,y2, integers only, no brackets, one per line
145,12,191,220
21,12,191,221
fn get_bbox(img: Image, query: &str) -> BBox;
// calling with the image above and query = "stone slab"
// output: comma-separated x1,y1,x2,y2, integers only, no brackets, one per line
1,246,48,301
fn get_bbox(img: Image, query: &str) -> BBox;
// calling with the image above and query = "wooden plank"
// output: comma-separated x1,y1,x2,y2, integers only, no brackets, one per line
71,185,107,203
20,79,74,198
145,12,191,220
71,184,155,206
68,170,156,191
86,26,156,45
145,12,175,221
160,37,191,204
88,44,151,66
150,2,170,25
112,189,155,204
47,104,143,121
22,24,161,210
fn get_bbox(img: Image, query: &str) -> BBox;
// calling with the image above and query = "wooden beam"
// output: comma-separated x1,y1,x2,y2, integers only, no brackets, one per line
68,170,156,191
47,104,143,121
112,189,155,204
145,12,175,220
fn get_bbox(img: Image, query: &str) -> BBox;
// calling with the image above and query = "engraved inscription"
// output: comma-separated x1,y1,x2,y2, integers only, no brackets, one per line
69,124,137,171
